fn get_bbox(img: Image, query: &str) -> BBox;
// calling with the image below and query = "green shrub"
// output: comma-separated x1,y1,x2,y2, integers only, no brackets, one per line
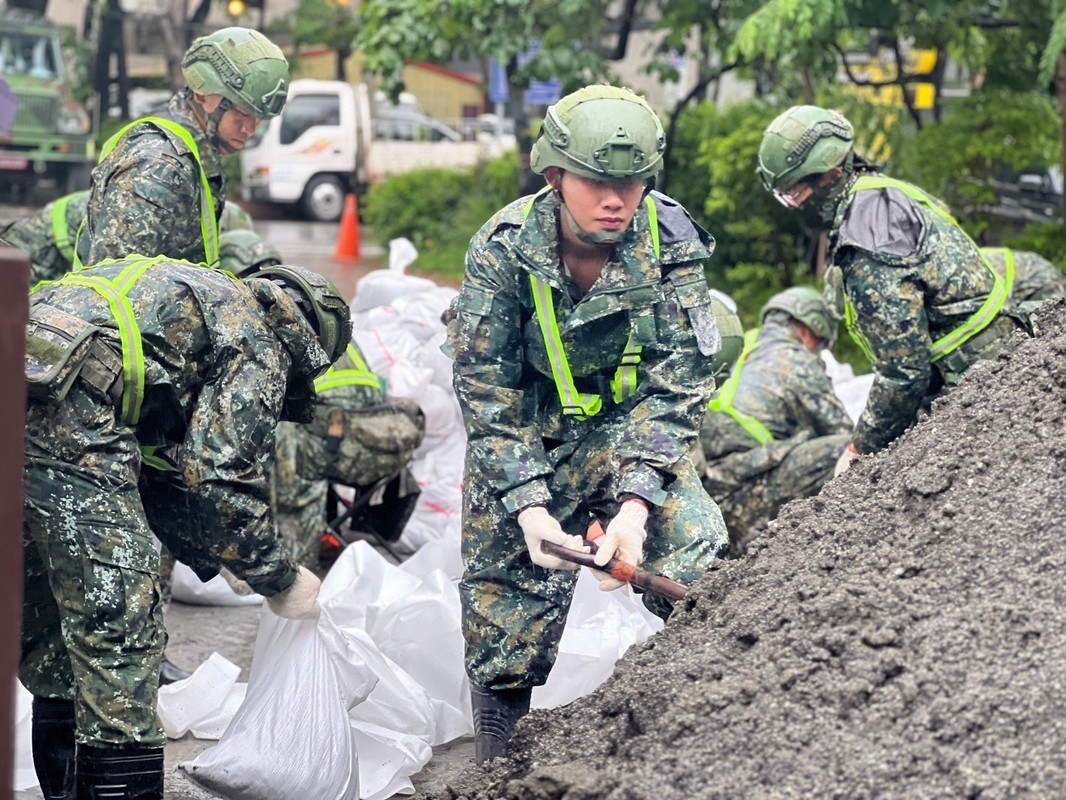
362,153,520,280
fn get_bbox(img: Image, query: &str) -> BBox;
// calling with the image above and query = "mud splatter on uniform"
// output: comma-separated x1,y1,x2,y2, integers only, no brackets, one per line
21,258,327,747
700,321,851,549
448,190,728,690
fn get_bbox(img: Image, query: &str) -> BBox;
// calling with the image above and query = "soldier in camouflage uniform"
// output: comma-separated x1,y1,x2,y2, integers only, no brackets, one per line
222,232,400,568
22,259,349,798
86,27,288,266
981,247,1066,304
757,105,1029,475
447,85,728,764
0,192,258,286
700,287,852,555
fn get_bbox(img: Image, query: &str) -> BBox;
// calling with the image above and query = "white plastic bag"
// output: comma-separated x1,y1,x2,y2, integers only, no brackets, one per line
170,562,263,606
182,611,380,800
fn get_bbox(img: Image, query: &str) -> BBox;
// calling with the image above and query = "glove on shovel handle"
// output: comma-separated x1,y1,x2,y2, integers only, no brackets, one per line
539,541,689,603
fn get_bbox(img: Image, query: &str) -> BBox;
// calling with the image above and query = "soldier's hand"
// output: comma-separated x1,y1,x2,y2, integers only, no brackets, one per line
593,499,648,592
267,566,321,620
834,442,860,478
219,566,254,597
518,506,586,570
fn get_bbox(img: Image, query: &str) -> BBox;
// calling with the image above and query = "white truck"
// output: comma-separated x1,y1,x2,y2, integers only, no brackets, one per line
240,78,514,221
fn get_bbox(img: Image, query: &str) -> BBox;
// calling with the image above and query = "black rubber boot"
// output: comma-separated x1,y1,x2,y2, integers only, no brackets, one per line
76,745,164,800
31,696,77,800
471,685,532,764
158,657,191,686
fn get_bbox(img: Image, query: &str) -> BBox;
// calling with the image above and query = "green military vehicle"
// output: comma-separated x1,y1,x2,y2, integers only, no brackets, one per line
0,7,93,197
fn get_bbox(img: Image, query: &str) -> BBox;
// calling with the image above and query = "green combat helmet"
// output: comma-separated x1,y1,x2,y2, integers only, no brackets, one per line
254,265,351,363
219,229,282,277
757,105,853,194
761,286,837,347
182,27,289,119
530,85,665,181
220,200,255,233
709,293,744,379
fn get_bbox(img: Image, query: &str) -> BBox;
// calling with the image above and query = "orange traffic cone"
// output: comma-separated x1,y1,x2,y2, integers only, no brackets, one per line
334,193,361,262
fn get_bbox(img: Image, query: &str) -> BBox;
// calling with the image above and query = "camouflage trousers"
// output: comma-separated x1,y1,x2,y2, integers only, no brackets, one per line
273,422,329,569
22,460,166,748
703,433,850,555
460,427,728,691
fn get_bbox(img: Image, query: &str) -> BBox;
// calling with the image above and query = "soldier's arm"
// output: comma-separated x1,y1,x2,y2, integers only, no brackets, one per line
181,330,299,596
449,243,554,514
611,261,718,506
846,252,933,453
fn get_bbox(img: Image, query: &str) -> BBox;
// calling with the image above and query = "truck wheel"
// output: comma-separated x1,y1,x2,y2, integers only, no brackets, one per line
301,175,346,222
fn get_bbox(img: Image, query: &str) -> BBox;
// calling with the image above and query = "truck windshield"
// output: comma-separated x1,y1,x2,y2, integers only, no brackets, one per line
0,30,61,80
279,93,341,145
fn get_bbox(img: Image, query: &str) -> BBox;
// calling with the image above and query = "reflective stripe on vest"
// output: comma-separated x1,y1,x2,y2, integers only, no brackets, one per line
52,193,76,263
94,116,220,268
313,343,384,394
979,247,1017,298
523,192,659,420
41,255,170,425
706,327,774,445
843,175,1007,364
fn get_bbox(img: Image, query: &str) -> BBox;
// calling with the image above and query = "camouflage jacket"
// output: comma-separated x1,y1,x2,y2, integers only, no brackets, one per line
27,258,329,593
0,190,89,284
448,189,721,512
983,248,1066,304
700,321,852,461
828,173,1005,453
86,92,224,266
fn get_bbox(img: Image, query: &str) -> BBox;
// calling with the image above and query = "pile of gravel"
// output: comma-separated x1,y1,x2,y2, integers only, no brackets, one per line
427,298,1066,800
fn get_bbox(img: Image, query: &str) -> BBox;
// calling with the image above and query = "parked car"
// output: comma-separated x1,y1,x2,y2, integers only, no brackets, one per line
986,167,1063,224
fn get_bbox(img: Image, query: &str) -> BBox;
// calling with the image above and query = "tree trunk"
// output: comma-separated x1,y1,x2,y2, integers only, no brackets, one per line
1058,53,1066,224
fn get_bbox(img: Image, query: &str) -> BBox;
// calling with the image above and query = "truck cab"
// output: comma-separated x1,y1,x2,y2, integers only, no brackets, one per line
241,78,371,222
0,7,93,198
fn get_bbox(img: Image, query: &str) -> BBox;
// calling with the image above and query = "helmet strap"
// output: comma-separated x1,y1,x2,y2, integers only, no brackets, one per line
554,181,627,245
188,90,238,155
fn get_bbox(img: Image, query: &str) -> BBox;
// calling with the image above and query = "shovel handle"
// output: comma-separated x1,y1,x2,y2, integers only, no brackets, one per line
540,541,689,603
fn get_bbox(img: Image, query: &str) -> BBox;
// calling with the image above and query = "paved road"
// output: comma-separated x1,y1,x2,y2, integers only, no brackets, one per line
3,199,476,798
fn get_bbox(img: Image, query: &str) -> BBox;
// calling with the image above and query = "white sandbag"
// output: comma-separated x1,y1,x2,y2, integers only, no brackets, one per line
398,537,463,583
352,722,433,800
12,682,41,798
170,562,263,607
350,239,437,313
821,350,874,423
396,477,462,553
158,652,241,739
182,612,379,800
532,568,664,710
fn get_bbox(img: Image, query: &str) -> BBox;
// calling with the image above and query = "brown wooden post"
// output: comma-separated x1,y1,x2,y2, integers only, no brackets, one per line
0,246,29,800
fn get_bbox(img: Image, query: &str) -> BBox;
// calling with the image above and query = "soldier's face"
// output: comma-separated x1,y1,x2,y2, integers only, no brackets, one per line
555,171,645,237
217,106,264,152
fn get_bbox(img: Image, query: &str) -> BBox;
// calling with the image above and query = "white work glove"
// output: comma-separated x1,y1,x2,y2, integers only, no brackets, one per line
518,506,587,571
592,499,648,592
219,566,254,597
267,566,322,620
834,442,860,478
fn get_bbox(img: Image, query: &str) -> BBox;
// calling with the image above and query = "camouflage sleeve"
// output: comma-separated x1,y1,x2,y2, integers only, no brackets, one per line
612,263,718,505
86,133,206,265
181,331,298,596
449,244,554,514
791,355,853,437
846,251,934,453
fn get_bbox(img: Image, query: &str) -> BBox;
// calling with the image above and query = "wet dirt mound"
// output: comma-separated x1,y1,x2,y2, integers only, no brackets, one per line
428,299,1066,800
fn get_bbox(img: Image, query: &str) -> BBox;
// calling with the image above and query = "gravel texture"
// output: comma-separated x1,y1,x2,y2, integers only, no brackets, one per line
427,298,1066,800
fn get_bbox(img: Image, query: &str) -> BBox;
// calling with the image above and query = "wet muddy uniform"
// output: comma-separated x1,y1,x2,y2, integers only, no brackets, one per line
86,92,223,265
21,257,327,748
448,190,729,690
826,174,1026,454
700,320,852,549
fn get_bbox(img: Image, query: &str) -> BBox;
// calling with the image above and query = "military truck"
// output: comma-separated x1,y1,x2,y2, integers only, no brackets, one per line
0,6,93,197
